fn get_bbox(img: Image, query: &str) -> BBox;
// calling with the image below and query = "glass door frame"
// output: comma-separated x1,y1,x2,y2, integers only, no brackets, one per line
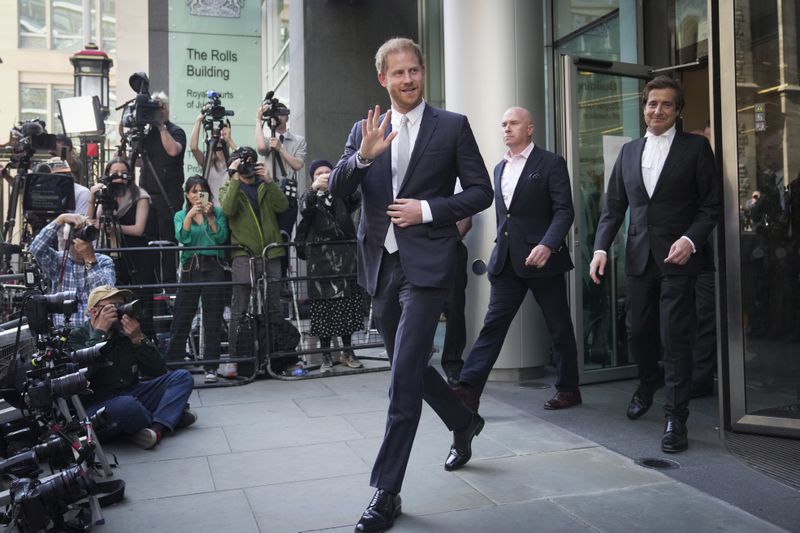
717,2,800,439
559,54,653,384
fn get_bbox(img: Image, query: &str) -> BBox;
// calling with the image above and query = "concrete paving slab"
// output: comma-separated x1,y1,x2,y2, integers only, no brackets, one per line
553,482,788,533
222,413,363,452
342,405,447,439
190,398,306,428
102,489,259,533
454,448,667,504
114,456,215,500
295,390,389,417
106,426,231,464
485,417,599,455
208,442,371,491
197,378,334,407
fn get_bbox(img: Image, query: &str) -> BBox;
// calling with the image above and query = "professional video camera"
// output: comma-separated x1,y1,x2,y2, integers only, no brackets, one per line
229,146,259,179
261,90,289,127
4,120,58,171
202,90,234,123
119,72,163,130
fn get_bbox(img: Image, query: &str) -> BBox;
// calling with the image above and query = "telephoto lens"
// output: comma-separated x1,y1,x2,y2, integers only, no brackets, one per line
47,371,89,400
70,342,107,367
116,299,143,320
73,225,99,242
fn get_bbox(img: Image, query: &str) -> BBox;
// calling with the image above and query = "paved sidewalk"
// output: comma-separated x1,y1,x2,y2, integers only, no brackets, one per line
99,369,791,533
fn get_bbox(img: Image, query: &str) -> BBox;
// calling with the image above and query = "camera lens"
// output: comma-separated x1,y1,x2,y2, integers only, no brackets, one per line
74,225,99,242
116,299,143,320
70,342,106,366
48,372,88,400
37,465,93,507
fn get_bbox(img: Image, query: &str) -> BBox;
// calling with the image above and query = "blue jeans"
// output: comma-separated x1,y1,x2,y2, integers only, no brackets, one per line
85,369,194,439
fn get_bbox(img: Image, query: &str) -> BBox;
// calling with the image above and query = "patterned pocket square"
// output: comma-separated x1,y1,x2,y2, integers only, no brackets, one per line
528,172,542,180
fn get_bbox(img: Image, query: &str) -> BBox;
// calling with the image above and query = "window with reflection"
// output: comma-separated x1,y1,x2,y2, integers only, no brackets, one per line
553,1,620,41
17,0,116,50
734,0,800,419
18,0,46,48
20,85,47,123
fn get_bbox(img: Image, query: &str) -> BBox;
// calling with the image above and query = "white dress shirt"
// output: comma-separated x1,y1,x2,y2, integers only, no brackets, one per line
641,125,676,198
501,142,535,208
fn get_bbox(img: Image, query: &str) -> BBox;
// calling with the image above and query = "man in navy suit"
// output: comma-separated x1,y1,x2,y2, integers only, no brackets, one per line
455,107,581,413
329,37,493,532
589,76,719,453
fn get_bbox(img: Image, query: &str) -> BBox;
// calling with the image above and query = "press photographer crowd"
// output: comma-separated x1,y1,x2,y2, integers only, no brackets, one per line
0,69,337,531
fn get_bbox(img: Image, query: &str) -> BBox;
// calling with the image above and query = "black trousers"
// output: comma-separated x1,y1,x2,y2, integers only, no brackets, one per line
459,255,579,394
441,241,469,378
692,270,717,389
626,254,697,421
369,251,472,494
167,255,226,372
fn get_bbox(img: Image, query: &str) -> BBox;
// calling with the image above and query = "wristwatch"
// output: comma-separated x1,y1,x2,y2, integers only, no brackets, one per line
85,260,97,270
356,151,374,165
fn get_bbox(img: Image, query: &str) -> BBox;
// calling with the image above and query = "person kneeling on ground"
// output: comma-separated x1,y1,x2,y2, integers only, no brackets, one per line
68,285,197,449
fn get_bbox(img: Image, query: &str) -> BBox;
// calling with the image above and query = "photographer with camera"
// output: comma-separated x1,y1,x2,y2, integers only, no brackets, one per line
219,147,288,366
190,112,237,207
68,285,197,449
28,213,115,327
166,175,229,383
137,92,186,283
255,98,306,277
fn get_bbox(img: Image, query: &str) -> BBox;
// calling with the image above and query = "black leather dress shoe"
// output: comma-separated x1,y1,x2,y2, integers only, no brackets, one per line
444,413,485,471
544,390,582,410
626,390,654,420
355,489,401,532
451,384,480,413
661,418,688,453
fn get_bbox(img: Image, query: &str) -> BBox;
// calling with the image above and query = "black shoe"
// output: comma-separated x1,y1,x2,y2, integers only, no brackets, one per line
661,418,688,453
544,390,582,410
444,413,485,471
355,489,401,532
626,389,654,420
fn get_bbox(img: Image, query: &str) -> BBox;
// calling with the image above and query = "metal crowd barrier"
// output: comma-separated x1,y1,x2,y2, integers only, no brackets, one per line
260,240,389,380
95,243,259,388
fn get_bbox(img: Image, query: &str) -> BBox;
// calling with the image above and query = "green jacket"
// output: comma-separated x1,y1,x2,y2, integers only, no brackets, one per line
219,178,289,259
68,322,166,406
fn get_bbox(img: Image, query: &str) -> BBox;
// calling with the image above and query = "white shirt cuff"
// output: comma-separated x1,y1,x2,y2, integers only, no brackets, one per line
421,201,433,223
593,250,607,256
355,154,372,169
680,235,696,253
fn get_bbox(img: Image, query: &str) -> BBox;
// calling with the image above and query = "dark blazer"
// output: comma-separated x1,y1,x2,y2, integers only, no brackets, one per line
329,104,493,295
488,145,575,278
593,131,719,276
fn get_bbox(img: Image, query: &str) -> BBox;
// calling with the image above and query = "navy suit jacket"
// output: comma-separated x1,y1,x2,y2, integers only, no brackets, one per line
329,104,493,296
593,130,720,276
488,145,575,278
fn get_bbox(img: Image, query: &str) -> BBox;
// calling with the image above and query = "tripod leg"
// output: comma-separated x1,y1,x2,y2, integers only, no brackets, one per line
71,395,114,477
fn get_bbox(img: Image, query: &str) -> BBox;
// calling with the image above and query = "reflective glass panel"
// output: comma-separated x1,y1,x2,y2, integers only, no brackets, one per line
735,0,800,419
20,85,47,123
52,0,83,50
553,1,619,40
18,0,46,48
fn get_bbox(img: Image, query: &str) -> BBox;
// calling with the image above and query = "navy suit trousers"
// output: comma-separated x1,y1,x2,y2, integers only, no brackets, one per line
460,255,579,395
369,252,472,494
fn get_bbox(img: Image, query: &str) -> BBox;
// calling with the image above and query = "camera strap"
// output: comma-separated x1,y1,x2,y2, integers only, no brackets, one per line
91,478,126,507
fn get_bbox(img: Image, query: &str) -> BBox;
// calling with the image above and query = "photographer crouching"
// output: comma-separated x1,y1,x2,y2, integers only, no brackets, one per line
68,285,197,449
28,213,116,327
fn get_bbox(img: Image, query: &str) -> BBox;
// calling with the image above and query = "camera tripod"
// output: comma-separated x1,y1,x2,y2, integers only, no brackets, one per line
201,117,230,183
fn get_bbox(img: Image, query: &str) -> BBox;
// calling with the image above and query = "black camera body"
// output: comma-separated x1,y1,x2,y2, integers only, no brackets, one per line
229,146,259,178
8,465,94,531
261,90,289,126
121,93,162,129
203,90,235,122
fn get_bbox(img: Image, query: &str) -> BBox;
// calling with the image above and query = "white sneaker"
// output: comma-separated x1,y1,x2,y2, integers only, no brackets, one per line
204,371,218,383
320,354,334,374
132,428,160,449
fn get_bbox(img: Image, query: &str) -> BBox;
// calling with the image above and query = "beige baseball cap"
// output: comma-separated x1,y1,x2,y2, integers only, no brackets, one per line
87,285,133,310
